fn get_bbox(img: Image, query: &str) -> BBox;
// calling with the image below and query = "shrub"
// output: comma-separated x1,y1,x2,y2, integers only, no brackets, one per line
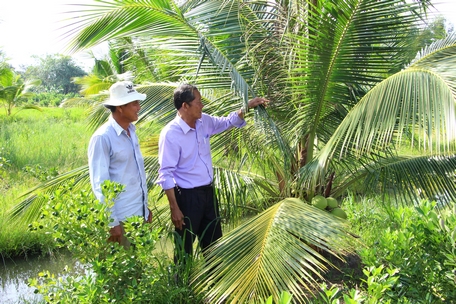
358,201,456,303
314,265,400,304
28,181,203,303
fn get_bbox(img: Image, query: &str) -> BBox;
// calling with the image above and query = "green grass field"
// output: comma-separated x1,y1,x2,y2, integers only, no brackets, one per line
0,107,92,257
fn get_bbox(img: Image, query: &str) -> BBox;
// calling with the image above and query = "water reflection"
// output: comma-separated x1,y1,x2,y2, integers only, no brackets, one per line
0,252,81,304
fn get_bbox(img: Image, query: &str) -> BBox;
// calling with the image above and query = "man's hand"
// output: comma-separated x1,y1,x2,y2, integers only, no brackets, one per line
164,188,185,230
108,225,122,244
238,97,269,119
171,207,185,230
146,208,153,223
248,97,269,109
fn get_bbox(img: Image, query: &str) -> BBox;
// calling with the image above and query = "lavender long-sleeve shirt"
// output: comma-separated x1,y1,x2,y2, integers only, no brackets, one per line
157,112,246,190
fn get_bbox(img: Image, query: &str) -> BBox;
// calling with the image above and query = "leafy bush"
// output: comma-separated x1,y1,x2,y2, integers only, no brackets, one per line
29,92,79,107
313,265,400,304
29,181,203,303
358,201,456,303
22,164,59,181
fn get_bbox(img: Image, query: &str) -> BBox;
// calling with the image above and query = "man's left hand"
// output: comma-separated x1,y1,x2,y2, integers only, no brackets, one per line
146,208,153,223
248,97,269,109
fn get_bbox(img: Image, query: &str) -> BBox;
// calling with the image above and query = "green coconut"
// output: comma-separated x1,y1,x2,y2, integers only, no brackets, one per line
326,197,338,209
311,195,327,210
331,207,347,219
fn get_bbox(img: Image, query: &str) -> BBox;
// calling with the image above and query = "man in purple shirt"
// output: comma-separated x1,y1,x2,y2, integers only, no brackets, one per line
157,84,267,259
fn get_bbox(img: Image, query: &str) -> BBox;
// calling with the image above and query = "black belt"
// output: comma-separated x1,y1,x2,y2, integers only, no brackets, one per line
176,183,213,191
193,183,213,190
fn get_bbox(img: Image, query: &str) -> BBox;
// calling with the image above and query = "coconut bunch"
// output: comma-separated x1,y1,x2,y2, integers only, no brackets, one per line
311,195,347,219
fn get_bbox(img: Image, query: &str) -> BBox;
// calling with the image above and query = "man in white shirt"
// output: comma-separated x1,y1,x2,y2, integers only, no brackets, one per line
88,81,152,247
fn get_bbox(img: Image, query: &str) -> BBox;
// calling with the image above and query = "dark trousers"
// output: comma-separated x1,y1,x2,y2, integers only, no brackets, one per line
173,184,222,259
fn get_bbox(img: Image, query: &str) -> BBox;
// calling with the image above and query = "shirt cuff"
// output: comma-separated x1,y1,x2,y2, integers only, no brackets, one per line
230,111,247,127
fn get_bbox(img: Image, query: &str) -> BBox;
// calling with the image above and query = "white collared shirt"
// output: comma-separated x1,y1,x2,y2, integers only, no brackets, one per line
88,116,149,226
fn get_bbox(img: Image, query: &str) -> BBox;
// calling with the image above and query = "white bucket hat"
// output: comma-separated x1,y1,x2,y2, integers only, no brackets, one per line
103,81,147,106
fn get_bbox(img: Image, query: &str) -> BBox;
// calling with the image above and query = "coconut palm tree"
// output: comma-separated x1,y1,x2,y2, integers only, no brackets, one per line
0,66,41,116
11,0,456,302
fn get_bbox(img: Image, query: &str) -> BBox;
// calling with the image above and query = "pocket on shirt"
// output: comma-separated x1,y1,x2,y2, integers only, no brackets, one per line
199,136,211,156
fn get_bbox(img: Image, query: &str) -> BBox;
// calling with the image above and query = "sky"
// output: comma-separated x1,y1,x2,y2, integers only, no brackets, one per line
0,0,107,71
1,0,456,71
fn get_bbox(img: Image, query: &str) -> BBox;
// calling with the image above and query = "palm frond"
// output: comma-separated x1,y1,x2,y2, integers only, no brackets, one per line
64,0,192,53
192,197,357,304
285,0,428,159
358,153,456,207
7,166,91,224
320,50,456,163
136,83,177,126
86,100,111,131
213,165,278,226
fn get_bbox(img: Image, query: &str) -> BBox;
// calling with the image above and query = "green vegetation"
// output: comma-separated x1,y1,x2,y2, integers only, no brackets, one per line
0,65,41,116
0,107,91,256
29,181,202,304
1,107,456,302
23,54,87,94
24,180,456,303
2,0,456,303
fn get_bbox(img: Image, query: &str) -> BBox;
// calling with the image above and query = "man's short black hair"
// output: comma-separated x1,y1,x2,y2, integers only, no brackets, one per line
174,84,198,110
104,105,116,113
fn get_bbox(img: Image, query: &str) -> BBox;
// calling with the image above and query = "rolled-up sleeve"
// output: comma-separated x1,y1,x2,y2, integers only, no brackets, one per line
157,131,179,190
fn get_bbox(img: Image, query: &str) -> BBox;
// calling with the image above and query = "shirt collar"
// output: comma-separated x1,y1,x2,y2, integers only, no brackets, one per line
109,116,135,136
175,114,201,134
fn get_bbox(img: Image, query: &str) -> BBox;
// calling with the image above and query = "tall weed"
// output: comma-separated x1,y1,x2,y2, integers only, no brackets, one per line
0,107,90,170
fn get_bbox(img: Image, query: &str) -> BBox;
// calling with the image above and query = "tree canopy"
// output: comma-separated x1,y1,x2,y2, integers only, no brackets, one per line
22,54,87,94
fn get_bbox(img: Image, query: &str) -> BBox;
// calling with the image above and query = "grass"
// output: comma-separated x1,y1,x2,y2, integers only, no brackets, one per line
0,107,89,170
0,107,92,258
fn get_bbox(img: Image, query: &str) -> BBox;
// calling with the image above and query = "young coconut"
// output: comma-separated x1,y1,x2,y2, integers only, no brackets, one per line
326,197,338,209
311,195,327,210
330,207,347,219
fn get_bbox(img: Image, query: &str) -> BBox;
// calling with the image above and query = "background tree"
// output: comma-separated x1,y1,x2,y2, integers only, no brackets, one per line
22,54,87,94
0,65,41,116
11,0,456,302
402,15,450,65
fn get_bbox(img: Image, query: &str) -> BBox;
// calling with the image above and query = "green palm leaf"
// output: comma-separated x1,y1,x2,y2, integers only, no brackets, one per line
193,197,357,304
64,0,190,52
310,33,456,203
283,0,425,149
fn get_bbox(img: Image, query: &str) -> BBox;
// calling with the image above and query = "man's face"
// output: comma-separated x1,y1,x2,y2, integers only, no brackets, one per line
119,100,141,122
185,89,204,120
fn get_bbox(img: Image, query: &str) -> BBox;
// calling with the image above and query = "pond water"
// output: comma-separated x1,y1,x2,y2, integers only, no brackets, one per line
0,252,82,304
